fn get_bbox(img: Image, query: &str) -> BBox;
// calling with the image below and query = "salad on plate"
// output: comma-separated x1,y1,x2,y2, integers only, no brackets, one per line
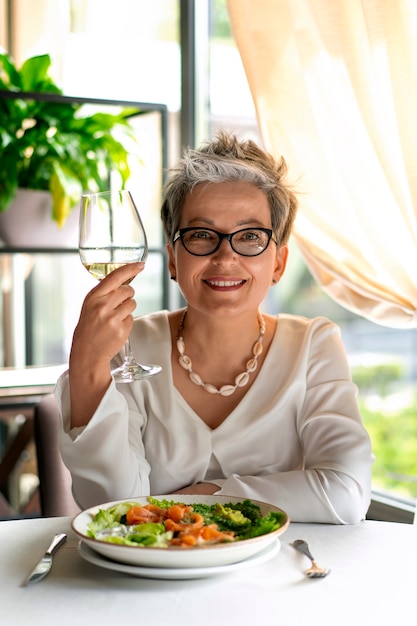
87,496,287,549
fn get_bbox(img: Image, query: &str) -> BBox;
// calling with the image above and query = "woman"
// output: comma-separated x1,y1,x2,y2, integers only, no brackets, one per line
56,131,373,523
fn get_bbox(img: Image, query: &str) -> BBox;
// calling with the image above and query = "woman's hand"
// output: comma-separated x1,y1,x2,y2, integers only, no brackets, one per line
69,262,144,427
71,263,143,367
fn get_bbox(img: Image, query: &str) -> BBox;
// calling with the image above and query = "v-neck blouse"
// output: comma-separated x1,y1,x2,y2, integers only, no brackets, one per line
56,310,373,524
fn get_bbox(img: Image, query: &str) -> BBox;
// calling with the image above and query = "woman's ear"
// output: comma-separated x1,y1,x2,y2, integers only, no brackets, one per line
272,245,288,285
167,243,177,281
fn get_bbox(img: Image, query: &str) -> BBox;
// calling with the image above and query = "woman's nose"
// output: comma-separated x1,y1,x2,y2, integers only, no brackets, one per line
212,238,238,262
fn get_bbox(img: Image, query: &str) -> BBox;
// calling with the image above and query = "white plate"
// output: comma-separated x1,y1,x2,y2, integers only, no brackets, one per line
78,537,281,580
72,494,289,569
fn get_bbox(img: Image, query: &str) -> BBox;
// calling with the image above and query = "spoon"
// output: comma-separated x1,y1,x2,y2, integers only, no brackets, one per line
291,539,330,578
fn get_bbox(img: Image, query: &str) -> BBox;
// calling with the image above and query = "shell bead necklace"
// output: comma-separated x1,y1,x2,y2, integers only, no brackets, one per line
176,310,265,397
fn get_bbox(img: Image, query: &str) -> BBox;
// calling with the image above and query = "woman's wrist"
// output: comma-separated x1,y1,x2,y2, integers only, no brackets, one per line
174,482,219,495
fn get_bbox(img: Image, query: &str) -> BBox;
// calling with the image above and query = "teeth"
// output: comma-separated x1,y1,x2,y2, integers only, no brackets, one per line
206,280,243,287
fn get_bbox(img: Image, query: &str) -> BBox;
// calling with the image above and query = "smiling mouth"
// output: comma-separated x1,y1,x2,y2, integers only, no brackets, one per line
204,279,246,287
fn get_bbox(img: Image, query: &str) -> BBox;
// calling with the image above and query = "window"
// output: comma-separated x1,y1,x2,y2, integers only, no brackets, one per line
206,1,417,512
0,0,180,366
1,0,415,513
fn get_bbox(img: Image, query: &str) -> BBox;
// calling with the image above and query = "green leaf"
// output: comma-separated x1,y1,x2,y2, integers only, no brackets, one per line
0,53,22,89
49,162,82,227
19,54,62,93
0,52,142,224
0,144,19,211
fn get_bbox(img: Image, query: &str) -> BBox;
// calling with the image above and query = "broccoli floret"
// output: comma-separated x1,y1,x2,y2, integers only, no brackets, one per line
237,511,287,540
214,499,263,524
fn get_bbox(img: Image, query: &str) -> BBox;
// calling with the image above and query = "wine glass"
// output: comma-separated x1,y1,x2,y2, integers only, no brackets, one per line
79,189,161,382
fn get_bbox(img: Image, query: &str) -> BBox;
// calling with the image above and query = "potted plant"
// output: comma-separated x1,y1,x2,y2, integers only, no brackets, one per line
0,52,140,245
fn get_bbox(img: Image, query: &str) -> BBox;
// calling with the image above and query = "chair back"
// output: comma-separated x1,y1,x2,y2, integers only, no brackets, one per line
34,394,80,517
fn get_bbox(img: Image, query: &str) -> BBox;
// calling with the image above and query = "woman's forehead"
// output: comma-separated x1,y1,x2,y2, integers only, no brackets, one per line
181,181,271,220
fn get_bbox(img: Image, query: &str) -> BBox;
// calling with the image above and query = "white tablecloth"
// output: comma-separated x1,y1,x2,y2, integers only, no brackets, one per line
0,516,415,626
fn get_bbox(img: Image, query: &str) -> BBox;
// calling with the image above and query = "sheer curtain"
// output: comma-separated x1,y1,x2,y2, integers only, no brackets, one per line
227,0,417,328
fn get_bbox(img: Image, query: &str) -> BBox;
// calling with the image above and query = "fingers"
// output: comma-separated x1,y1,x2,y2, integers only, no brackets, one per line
93,262,144,294
71,263,144,368
82,278,137,334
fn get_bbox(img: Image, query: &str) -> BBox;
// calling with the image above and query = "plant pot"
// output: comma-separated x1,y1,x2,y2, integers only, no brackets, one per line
0,189,79,248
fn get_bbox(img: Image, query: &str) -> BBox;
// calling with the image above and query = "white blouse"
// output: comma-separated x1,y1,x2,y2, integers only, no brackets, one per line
56,311,374,524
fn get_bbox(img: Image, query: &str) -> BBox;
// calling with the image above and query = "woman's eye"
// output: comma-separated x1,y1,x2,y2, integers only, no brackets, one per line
240,231,261,241
191,230,213,239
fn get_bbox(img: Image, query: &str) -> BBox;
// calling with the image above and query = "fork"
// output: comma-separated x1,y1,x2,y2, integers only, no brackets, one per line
291,539,330,578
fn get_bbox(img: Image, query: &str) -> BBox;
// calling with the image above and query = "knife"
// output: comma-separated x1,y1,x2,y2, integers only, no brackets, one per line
23,533,67,586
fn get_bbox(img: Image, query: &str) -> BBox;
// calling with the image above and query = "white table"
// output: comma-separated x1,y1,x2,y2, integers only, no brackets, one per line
0,516,415,626
0,364,67,402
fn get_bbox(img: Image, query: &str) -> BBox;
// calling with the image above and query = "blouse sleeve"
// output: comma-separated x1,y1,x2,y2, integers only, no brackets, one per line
210,317,374,524
55,372,151,509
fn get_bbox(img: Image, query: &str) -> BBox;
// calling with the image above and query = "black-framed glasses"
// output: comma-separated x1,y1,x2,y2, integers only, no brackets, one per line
172,227,277,257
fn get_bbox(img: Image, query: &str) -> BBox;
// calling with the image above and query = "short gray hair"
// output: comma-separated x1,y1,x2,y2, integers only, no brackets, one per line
161,130,298,245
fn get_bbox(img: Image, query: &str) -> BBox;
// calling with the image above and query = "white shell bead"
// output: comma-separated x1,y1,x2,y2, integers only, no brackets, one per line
176,310,265,397
253,340,264,357
235,372,250,387
203,383,219,394
179,355,192,369
219,385,237,396
246,358,258,372
189,371,204,386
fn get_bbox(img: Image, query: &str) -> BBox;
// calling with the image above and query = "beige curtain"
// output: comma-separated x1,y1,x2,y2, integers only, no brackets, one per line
227,0,417,328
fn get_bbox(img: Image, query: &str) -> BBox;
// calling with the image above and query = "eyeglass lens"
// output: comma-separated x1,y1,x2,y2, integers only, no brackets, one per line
181,228,271,256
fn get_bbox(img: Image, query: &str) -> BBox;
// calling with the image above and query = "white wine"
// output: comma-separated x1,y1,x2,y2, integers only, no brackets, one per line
83,262,135,282
79,244,147,282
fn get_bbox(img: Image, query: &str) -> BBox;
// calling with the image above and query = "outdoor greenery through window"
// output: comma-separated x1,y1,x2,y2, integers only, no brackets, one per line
270,244,417,505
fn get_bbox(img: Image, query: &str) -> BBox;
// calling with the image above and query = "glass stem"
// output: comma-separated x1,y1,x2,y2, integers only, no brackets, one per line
124,338,135,364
